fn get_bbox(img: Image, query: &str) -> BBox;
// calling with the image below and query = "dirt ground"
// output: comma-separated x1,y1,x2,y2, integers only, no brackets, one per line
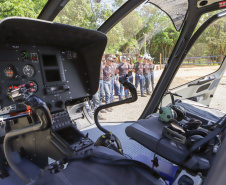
100,66,226,122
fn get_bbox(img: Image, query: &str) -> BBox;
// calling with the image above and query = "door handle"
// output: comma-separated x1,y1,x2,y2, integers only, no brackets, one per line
188,77,215,87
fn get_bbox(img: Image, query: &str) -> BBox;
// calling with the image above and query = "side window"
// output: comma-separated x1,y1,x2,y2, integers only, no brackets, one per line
169,17,225,89
168,17,226,112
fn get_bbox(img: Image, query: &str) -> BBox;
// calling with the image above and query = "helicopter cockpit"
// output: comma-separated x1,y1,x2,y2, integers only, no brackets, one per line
0,0,226,185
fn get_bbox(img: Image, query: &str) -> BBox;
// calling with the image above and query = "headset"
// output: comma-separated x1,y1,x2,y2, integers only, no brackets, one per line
159,106,178,123
169,104,186,121
159,92,186,123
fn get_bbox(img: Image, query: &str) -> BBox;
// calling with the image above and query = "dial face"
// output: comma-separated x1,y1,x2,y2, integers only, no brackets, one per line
4,67,14,78
21,51,29,59
23,65,35,78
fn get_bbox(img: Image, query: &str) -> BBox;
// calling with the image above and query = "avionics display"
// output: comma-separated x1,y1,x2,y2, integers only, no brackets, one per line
45,70,61,82
42,55,58,66
55,126,83,145
41,54,62,82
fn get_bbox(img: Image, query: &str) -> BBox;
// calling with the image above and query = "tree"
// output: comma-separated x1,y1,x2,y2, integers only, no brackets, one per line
0,0,47,19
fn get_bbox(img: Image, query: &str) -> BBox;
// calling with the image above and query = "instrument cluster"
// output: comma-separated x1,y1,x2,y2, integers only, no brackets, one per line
0,45,89,115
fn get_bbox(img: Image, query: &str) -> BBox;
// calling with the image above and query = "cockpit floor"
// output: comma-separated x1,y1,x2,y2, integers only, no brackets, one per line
0,157,40,185
82,122,162,160
1,122,170,185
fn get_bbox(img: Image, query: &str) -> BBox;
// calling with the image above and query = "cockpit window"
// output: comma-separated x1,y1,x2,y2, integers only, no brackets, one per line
148,0,188,31
54,0,128,30
0,0,48,19
98,3,181,122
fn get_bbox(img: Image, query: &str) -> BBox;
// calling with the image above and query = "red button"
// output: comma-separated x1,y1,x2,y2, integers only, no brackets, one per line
30,89,35,92
30,83,33,86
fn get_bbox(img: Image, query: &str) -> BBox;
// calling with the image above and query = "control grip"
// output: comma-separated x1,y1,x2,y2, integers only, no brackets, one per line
24,96,52,130
4,96,52,183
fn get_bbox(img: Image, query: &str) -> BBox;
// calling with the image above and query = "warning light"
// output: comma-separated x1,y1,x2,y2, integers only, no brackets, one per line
66,51,72,59
31,53,39,63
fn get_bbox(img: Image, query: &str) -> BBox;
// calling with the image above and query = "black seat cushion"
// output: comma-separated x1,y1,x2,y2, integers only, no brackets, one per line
126,115,210,171
29,147,164,185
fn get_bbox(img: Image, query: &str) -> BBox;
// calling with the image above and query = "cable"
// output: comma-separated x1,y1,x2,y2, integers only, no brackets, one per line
152,137,164,168
123,153,132,159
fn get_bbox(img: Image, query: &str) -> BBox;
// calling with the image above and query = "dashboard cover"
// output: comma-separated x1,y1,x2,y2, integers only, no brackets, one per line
0,17,107,114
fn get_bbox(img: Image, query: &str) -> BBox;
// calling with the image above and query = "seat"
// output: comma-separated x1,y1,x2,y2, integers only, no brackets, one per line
126,115,211,173
28,146,164,185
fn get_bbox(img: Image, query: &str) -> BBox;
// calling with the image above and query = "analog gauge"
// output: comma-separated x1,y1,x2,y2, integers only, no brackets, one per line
21,51,29,60
4,67,15,78
23,65,35,78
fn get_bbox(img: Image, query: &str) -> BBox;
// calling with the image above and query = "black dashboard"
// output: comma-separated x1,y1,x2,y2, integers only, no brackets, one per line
0,17,107,114
0,45,88,113
0,18,107,169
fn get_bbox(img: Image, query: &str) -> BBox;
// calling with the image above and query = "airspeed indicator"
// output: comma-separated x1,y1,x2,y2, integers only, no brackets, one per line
23,65,35,78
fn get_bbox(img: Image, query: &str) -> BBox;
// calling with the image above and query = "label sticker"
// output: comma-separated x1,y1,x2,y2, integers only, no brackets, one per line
219,1,226,8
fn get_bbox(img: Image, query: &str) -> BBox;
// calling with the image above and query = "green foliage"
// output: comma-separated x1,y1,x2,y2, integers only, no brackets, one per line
0,0,225,64
0,0,47,19
150,26,179,61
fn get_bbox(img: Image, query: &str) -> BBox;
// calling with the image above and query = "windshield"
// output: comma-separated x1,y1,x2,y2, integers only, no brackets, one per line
54,1,181,122
54,0,128,30
100,3,181,122
0,1,47,19
148,0,188,31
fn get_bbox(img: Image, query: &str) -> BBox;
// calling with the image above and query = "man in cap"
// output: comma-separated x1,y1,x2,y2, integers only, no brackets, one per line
134,55,146,97
148,57,155,92
103,57,113,111
116,56,130,100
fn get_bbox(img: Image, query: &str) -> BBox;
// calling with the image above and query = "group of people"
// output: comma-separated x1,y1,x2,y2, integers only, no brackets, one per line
88,53,155,120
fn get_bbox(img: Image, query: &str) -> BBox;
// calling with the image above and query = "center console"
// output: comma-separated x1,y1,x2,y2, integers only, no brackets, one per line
51,111,93,152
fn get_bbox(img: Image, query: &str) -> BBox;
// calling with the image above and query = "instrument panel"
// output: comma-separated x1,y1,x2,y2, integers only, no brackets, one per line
0,45,90,114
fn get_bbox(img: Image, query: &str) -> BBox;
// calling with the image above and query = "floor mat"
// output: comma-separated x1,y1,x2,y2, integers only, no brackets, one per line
0,158,40,185
82,122,157,159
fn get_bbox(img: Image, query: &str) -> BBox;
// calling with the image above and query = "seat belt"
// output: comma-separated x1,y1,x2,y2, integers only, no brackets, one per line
187,115,226,156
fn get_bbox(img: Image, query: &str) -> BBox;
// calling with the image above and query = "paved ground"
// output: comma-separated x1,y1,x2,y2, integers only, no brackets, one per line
99,66,226,122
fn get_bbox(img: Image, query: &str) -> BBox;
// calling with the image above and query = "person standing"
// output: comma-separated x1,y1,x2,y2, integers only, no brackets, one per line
110,55,117,102
127,58,134,84
113,56,120,96
103,57,113,111
90,53,107,117
143,57,151,95
91,92,106,120
149,58,155,92
134,55,146,97
99,54,105,103
116,56,130,100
